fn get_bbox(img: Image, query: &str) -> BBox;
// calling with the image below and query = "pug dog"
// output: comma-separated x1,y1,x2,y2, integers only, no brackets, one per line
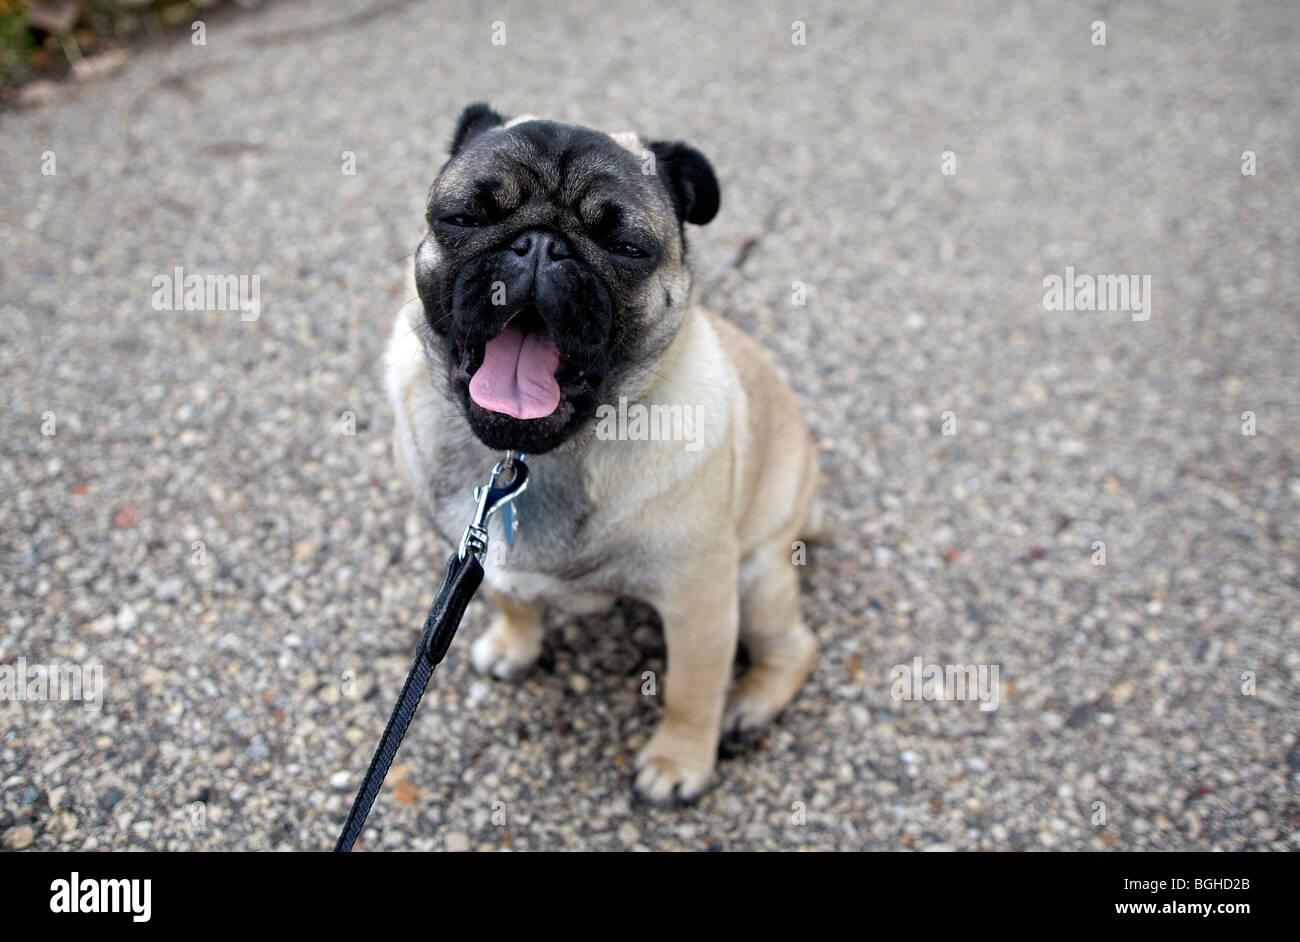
385,104,821,804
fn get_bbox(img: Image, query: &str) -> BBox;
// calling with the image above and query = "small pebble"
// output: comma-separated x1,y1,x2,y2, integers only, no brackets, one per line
3,826,35,850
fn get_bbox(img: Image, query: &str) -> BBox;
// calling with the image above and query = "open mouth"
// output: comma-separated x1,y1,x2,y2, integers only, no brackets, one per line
457,307,591,421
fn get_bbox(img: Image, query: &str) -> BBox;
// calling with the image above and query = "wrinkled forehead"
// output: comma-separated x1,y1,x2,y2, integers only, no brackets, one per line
434,120,671,228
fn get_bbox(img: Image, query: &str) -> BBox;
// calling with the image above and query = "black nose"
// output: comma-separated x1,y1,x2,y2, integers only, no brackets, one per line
509,230,571,266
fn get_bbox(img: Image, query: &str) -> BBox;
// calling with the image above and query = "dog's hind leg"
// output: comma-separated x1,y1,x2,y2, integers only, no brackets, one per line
721,536,817,752
800,494,827,542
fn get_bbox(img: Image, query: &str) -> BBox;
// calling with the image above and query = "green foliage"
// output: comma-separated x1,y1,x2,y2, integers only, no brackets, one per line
0,10,34,88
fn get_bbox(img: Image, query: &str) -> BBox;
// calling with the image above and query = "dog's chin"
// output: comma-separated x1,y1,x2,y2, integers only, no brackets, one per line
461,390,585,454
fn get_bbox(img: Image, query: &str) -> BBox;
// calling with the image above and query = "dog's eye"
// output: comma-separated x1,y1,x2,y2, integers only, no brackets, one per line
609,242,648,259
441,214,483,228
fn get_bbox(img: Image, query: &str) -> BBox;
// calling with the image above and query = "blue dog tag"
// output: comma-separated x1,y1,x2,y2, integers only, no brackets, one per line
502,501,516,550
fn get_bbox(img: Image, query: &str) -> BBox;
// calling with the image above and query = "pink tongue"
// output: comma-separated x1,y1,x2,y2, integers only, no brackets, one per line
468,323,562,419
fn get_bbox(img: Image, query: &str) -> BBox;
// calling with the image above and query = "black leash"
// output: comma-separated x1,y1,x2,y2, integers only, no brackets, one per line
333,453,529,852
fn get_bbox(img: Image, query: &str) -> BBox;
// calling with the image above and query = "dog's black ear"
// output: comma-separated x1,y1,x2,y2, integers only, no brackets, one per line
647,140,720,226
450,103,505,156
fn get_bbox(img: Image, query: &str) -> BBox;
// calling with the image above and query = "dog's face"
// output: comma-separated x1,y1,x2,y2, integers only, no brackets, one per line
414,105,720,454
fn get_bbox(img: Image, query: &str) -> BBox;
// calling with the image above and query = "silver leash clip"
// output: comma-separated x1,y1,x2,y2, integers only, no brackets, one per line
458,451,529,562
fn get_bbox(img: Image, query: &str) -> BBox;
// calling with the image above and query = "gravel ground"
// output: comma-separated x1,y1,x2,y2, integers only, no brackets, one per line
1,0,1297,852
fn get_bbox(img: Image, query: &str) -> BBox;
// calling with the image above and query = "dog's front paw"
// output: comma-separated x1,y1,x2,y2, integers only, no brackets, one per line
633,726,716,806
469,617,541,681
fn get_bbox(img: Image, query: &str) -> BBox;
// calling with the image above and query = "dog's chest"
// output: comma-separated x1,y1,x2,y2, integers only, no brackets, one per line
427,450,626,604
